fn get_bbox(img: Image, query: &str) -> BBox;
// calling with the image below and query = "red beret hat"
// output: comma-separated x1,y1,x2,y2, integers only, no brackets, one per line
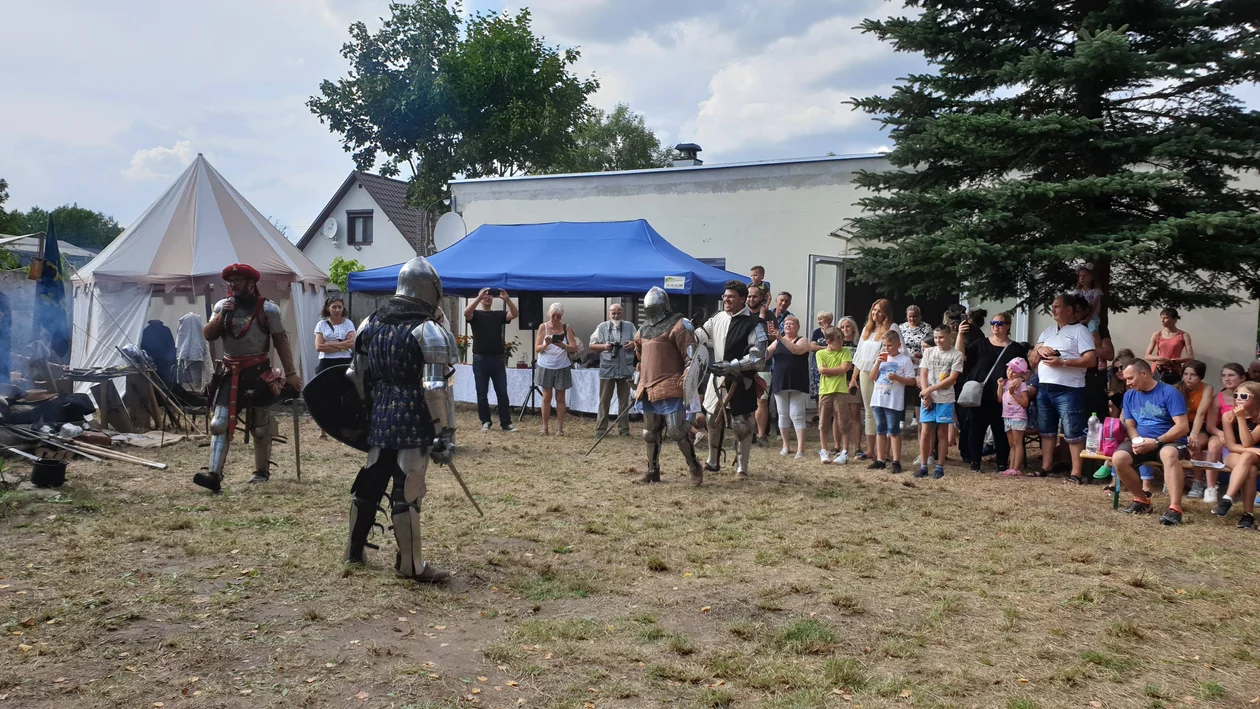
221,263,261,281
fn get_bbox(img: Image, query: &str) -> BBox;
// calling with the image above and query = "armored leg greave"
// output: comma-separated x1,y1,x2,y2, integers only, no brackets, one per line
207,404,231,476
345,451,393,563
706,411,726,471
641,412,664,482
732,414,755,476
389,448,431,579
249,407,274,482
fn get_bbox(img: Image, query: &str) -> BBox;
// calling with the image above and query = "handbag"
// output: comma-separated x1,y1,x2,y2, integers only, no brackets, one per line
958,343,1011,408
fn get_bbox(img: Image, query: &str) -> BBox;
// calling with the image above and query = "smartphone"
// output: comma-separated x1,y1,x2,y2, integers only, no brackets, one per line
488,288,501,297
551,334,564,344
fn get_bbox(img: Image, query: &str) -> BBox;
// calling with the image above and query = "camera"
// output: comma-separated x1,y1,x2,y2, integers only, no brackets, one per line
488,288,501,297
610,341,623,352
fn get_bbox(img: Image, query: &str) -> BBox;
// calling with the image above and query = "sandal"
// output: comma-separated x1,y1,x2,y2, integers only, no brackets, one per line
1063,475,1083,485
1001,468,1022,478
1026,469,1051,478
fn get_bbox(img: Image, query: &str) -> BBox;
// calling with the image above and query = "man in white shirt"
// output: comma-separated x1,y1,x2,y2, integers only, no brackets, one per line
1028,294,1098,481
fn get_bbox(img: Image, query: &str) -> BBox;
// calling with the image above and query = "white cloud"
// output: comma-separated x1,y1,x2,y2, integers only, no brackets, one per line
680,15,895,156
121,141,198,181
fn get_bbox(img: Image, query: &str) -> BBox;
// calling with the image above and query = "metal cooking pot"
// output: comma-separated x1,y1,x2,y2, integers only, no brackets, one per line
30,459,67,488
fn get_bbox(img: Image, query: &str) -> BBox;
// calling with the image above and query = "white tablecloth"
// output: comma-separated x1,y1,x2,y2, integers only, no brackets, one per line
452,363,640,415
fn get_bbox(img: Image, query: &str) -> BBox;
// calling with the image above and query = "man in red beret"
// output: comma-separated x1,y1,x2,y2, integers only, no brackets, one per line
194,264,302,492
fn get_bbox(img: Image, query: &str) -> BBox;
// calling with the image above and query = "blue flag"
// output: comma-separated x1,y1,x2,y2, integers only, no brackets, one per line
36,215,70,358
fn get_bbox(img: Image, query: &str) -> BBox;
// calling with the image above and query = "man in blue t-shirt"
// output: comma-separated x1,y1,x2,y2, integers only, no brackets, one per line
1114,359,1190,525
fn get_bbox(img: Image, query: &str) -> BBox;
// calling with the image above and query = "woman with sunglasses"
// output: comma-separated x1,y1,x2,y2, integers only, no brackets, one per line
1210,381,1260,527
956,311,1028,472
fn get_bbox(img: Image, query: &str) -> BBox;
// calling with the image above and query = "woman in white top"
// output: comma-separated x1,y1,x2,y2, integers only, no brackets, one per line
853,298,899,460
534,303,579,436
1028,293,1098,482
313,295,356,439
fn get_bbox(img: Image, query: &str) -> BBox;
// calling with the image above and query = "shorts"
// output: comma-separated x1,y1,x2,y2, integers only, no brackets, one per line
872,406,903,436
535,365,573,390
1004,418,1027,432
920,401,955,425
758,372,772,401
1036,383,1086,442
1115,439,1188,467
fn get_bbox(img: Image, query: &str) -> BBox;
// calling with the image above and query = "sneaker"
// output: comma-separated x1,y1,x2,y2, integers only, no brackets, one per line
925,456,935,469
914,466,929,478
1159,508,1183,526
889,461,902,474
1239,513,1255,530
779,447,789,456
1124,500,1152,514
502,424,518,433
794,451,805,460
932,466,945,479
1203,486,1219,505
819,449,831,464
481,422,492,431
970,461,981,473
854,450,869,461
868,460,887,470
1186,480,1205,499
834,450,849,465
912,456,921,466
1212,497,1233,517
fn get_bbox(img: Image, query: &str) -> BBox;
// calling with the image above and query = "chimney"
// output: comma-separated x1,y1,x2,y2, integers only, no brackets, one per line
672,143,703,167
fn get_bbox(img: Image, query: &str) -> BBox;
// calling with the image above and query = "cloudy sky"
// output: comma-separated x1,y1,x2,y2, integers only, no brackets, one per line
5,1,1252,241
0,0,914,238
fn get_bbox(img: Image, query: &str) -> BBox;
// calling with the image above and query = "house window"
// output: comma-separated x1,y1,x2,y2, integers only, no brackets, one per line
347,210,373,245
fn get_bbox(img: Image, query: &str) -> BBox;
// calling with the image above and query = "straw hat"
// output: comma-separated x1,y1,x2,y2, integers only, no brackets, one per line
23,389,54,403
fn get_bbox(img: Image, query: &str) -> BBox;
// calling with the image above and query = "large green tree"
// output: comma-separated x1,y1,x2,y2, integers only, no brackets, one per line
543,104,673,174
4,204,123,251
309,1,599,206
847,0,1260,314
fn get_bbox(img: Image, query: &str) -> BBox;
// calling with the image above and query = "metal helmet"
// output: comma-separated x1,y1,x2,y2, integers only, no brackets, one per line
395,255,442,308
643,286,670,324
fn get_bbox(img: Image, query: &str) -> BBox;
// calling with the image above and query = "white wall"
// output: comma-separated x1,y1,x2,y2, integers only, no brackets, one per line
450,157,890,342
302,180,417,274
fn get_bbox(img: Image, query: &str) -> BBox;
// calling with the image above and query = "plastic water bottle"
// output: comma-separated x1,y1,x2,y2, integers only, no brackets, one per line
1085,413,1101,453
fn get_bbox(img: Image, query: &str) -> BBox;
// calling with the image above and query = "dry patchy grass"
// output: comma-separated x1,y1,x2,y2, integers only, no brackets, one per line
2,406,1260,708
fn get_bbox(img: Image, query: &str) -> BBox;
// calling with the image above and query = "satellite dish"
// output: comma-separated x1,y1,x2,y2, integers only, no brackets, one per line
433,212,467,252
321,217,338,240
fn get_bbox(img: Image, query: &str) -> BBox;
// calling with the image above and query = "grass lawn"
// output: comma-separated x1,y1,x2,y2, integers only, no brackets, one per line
2,406,1259,708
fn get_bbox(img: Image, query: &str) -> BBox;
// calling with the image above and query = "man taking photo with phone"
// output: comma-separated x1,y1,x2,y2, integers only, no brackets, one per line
463,287,520,432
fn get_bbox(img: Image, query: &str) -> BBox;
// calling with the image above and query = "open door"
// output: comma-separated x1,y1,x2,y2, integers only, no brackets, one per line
806,255,847,325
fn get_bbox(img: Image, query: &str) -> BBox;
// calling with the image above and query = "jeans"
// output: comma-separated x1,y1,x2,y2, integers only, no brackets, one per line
473,354,511,427
1036,382,1087,442
872,406,904,435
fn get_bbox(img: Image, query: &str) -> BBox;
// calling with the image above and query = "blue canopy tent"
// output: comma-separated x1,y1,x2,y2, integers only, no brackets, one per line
347,219,746,296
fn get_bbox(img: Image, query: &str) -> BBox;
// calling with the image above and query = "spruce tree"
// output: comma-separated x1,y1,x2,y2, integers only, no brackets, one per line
847,0,1260,314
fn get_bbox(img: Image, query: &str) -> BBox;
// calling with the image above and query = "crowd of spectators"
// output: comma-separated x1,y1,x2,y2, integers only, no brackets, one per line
425,262,1260,528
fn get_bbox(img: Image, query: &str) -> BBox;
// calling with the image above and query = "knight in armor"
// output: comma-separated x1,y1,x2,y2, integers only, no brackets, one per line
635,287,704,485
194,264,302,492
694,280,768,479
343,255,456,583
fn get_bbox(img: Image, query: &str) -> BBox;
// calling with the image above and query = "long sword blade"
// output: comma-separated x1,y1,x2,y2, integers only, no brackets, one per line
442,456,484,517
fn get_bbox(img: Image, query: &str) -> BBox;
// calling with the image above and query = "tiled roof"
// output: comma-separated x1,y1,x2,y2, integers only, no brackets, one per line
297,171,430,254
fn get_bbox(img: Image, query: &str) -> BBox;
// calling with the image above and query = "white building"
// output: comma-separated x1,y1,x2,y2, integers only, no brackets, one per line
298,171,429,275
449,152,1259,378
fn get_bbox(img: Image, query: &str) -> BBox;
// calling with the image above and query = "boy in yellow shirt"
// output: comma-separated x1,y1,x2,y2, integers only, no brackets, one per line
816,326,854,464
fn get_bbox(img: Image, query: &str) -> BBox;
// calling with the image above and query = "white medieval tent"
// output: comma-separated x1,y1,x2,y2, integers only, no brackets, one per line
71,154,329,388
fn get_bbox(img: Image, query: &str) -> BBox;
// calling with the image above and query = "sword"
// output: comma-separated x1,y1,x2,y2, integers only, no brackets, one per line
432,444,484,517
587,389,645,456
